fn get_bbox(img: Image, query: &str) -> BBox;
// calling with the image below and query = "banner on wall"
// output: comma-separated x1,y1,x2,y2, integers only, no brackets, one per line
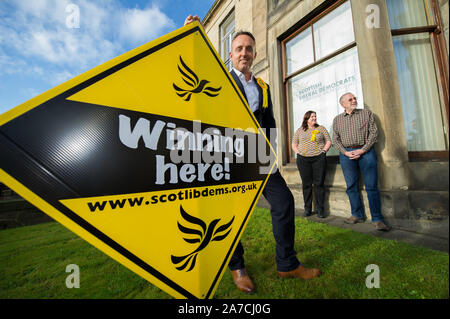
289,46,364,155
0,21,276,299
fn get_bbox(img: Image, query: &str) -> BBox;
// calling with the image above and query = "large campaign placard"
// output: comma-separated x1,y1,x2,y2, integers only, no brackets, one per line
0,21,275,299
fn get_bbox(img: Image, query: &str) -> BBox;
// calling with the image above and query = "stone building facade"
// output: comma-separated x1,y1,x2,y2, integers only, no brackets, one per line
202,0,449,237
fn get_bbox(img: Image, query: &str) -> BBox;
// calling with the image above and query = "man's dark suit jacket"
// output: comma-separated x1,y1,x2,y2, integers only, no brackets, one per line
230,70,277,144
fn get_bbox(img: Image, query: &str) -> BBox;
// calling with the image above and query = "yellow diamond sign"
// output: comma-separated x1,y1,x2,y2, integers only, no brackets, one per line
0,21,276,299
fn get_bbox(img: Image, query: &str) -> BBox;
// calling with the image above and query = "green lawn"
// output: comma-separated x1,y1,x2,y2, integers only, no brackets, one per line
0,207,448,299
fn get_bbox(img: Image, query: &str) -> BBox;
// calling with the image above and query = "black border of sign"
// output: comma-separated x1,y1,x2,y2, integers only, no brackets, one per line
1,25,270,299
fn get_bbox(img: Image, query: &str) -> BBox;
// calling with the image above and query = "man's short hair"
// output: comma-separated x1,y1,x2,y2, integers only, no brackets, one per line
339,92,355,105
232,31,256,43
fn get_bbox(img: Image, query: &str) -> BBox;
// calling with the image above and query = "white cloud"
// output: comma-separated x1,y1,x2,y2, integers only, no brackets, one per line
1,0,119,66
0,48,43,76
0,0,175,83
52,70,74,85
14,0,60,19
119,5,175,44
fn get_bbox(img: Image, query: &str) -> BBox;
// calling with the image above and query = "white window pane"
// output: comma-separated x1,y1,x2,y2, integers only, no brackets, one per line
387,0,432,29
220,13,235,70
313,0,354,60
393,33,446,151
285,27,314,75
288,47,363,157
225,21,234,35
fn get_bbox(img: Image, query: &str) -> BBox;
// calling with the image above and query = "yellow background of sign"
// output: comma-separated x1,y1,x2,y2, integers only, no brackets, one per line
0,168,184,298
66,28,257,131
60,181,262,299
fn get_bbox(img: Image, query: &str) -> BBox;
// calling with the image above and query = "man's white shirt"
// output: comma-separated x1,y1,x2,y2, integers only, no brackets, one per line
233,68,259,113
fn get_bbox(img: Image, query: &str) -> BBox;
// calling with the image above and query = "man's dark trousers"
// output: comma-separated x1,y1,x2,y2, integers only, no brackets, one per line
228,170,300,272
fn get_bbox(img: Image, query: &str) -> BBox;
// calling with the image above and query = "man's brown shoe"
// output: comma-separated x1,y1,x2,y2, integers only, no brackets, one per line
344,216,364,224
231,268,255,294
277,265,322,279
375,221,391,231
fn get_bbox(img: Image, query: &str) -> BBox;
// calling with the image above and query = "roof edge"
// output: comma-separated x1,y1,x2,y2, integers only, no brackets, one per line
202,0,223,26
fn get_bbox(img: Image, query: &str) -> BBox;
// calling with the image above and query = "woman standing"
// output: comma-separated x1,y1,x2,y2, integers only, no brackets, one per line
292,111,332,218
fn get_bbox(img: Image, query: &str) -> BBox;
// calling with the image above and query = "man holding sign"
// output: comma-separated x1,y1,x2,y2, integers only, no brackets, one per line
185,15,322,294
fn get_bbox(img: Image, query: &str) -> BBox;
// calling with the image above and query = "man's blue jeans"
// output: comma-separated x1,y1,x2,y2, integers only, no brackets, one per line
339,148,384,222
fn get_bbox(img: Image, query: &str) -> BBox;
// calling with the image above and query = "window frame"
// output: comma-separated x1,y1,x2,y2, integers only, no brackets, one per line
389,0,449,161
281,0,355,163
219,10,235,71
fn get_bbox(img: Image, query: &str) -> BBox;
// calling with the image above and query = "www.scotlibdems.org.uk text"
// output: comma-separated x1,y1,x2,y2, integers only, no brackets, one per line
87,182,258,212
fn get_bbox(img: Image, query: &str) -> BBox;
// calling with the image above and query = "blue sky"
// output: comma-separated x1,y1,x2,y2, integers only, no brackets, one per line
0,0,215,114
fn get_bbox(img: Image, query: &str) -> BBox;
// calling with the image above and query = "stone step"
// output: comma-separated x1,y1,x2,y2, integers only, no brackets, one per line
257,184,449,239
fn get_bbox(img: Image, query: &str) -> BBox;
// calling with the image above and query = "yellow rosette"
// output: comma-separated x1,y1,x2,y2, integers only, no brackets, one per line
256,78,268,108
311,129,319,141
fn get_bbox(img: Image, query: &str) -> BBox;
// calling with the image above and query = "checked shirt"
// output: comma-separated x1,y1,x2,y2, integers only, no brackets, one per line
332,108,378,154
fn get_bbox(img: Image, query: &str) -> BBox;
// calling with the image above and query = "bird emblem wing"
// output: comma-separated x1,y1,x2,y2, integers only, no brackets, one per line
171,205,234,272
173,56,222,101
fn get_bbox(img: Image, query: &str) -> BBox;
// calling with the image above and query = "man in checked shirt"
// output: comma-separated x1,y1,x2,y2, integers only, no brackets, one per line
332,92,390,231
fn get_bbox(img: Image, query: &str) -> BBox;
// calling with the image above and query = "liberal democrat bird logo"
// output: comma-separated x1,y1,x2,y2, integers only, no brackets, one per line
173,56,222,101
171,205,234,272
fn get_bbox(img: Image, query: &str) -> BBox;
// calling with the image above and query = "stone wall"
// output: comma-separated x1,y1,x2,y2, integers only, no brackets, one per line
280,161,449,238
0,189,53,229
203,0,449,238
264,0,449,237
